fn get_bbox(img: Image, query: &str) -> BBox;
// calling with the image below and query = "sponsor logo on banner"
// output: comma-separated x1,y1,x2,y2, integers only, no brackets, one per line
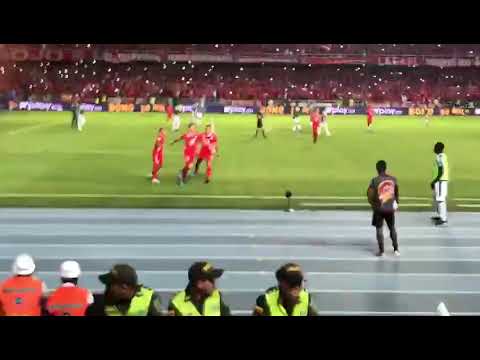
261,105,285,114
79,103,103,112
224,106,255,114
18,101,63,111
378,56,418,66
140,104,166,113
374,107,405,115
108,103,135,112
409,107,434,116
325,107,358,115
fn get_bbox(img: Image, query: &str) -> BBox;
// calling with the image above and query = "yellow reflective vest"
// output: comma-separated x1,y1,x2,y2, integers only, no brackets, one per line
265,288,309,316
104,287,153,316
171,289,221,316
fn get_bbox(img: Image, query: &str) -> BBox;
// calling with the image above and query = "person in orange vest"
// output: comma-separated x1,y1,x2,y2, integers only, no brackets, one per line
46,261,93,316
0,254,47,316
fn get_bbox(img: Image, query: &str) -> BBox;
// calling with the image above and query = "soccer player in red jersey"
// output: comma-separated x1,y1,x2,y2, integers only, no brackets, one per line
166,103,174,122
151,128,166,184
171,123,199,186
194,124,219,184
367,104,374,131
310,108,320,143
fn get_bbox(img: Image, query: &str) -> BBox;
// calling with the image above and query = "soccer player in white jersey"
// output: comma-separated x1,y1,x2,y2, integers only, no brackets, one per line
172,105,182,132
318,107,331,137
431,142,449,225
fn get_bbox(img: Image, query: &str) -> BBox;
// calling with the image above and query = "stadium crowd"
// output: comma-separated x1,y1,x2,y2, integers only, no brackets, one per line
0,254,315,316
2,60,480,107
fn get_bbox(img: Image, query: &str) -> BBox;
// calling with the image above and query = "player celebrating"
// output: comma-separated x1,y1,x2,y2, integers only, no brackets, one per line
310,108,320,143
194,124,219,184
151,128,166,184
431,142,449,225
292,104,302,133
171,123,199,186
367,104,374,131
318,107,331,137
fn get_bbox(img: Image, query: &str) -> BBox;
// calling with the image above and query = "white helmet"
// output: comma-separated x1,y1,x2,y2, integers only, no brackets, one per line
60,260,81,279
12,254,35,276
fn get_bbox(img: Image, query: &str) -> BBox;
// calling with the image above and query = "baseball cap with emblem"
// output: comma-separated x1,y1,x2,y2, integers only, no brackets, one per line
99,264,138,287
275,263,304,287
188,262,224,282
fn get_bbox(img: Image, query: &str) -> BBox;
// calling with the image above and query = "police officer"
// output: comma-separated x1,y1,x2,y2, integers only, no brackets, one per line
86,264,162,316
168,262,231,316
253,263,317,316
46,261,93,316
0,254,47,316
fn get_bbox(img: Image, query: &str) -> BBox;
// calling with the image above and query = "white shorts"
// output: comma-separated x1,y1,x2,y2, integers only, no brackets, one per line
293,118,300,124
195,112,203,119
434,181,448,202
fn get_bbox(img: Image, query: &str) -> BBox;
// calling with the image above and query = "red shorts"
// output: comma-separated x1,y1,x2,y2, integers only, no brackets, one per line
184,151,196,167
153,150,164,167
367,116,373,124
312,127,319,135
198,148,214,161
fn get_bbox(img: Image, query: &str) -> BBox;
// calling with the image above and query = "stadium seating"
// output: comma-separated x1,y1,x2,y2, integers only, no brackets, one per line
2,60,480,106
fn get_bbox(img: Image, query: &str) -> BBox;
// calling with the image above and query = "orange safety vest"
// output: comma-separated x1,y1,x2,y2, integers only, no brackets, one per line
0,276,44,316
46,285,90,316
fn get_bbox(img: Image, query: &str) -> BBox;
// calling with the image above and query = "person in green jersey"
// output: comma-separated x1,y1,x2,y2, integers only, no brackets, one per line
431,142,449,226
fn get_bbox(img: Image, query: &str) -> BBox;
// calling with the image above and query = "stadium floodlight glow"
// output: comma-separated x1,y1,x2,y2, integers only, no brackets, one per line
182,66,186,70
87,44,91,48
188,60,192,64
240,67,244,71
214,44,219,48
204,73,208,77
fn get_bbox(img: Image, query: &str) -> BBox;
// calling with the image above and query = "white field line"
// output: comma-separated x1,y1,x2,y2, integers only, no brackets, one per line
0,192,477,204
458,204,480,208
0,193,443,200
6,123,58,135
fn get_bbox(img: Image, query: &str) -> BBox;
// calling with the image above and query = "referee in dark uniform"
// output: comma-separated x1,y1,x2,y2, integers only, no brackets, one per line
255,110,267,139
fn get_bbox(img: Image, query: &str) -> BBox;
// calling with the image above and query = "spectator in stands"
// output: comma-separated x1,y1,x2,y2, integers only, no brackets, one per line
168,262,231,316
86,264,162,316
253,263,317,316
0,254,47,316
45,260,93,316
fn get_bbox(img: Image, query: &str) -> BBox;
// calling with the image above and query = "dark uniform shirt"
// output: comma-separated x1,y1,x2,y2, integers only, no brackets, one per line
85,288,163,316
256,111,264,128
253,287,318,316
368,174,399,213
168,285,231,316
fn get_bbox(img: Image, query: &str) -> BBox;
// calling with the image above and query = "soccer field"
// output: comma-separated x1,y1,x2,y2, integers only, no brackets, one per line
0,111,479,210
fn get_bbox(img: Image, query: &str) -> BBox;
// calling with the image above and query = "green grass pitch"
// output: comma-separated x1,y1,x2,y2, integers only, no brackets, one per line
0,111,479,210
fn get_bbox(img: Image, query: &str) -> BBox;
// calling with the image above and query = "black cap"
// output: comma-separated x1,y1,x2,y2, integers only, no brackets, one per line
99,264,138,287
275,263,304,287
188,262,224,282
